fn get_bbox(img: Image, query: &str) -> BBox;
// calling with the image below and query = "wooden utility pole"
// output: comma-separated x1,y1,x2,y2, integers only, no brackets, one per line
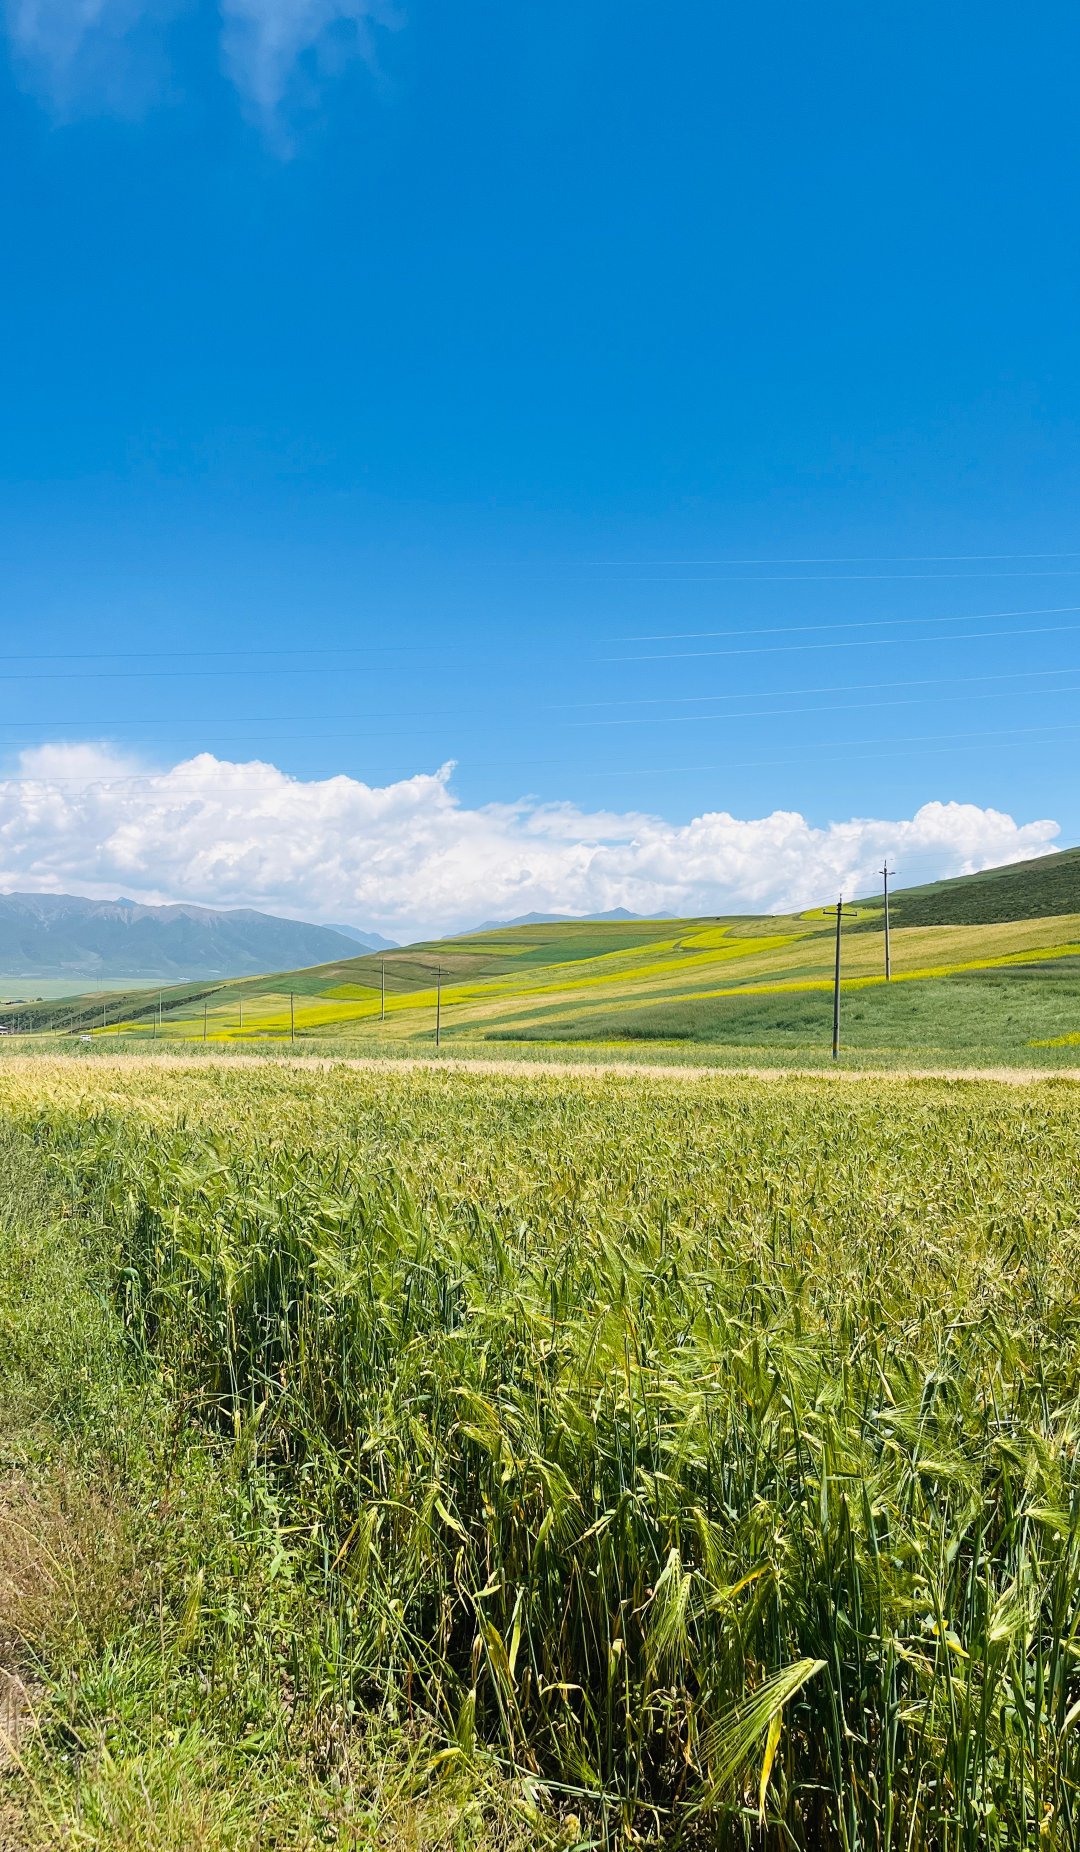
829,898,858,1059
380,957,385,1023
156,990,162,1039
203,1002,208,1042
102,1001,107,1035
832,899,843,1060
880,863,895,980
290,992,295,1045
239,997,243,1034
435,966,443,1048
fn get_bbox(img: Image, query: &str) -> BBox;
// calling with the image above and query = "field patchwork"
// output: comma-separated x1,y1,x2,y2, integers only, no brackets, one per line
7,851,1080,1066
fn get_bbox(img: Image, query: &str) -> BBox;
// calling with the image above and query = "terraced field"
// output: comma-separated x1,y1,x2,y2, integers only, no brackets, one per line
6,850,1080,1065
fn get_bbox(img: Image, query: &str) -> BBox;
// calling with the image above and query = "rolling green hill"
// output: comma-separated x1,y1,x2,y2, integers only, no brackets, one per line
867,844,1080,927
5,848,1080,1066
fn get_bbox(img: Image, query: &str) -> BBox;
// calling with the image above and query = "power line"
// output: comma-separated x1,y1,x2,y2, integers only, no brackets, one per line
613,602,1080,643
600,569,1080,583
0,611,1072,710
588,550,1080,565
4,655,1080,737
554,661,1080,712
608,618,1080,664
0,600,1077,680
0,662,400,685
1,715,1079,792
0,642,411,666
571,680,1080,731
2,672,1079,762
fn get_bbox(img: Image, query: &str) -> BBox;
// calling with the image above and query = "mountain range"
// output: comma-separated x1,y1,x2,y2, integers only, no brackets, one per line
462,907,653,934
325,923,399,951
14,846,1079,1056
0,893,395,980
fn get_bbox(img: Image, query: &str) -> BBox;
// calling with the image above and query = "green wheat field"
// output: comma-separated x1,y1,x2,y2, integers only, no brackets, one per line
1,853,1079,1847
2,1055,1079,1849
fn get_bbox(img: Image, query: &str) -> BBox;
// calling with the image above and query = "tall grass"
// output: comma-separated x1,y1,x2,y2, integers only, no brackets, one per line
9,1066,1080,1846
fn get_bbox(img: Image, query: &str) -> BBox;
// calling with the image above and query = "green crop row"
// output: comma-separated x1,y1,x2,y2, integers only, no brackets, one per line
3,1062,1080,1847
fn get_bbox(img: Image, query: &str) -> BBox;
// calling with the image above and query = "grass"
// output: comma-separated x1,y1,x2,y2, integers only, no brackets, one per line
0,1107,549,1851
10,906,1080,1069
0,978,168,1004
2,1058,1080,1846
5,852,1080,1063
487,964,1080,1059
873,845,1080,929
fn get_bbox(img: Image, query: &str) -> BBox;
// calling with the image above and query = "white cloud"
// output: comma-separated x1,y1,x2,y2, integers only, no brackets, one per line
220,0,395,124
2,0,394,121
0,743,1060,940
2,0,174,111
6,0,115,67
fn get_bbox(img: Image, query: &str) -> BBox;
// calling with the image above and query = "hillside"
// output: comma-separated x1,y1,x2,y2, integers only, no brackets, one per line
6,848,1080,1063
0,892,371,980
4,856,1075,1065
870,846,1079,927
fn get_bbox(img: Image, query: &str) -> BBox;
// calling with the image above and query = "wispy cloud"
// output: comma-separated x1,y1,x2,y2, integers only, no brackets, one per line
2,0,397,126
220,0,396,126
3,0,177,113
0,743,1059,939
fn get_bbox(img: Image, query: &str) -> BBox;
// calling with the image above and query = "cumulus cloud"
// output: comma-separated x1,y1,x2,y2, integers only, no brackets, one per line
0,743,1060,940
2,0,394,121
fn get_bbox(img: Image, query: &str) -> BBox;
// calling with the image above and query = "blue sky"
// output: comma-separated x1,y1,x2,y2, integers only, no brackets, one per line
0,0,1077,935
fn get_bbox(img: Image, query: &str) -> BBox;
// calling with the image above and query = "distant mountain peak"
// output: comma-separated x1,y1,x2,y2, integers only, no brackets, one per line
462,905,655,935
0,891,377,981
326,923,399,951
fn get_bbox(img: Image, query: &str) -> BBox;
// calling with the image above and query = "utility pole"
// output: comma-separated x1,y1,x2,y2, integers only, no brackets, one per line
203,1002,208,1043
830,897,858,1059
155,990,161,1040
239,997,243,1034
832,899,843,1061
102,1000,107,1035
290,992,295,1045
380,957,385,1024
880,863,895,981
435,966,443,1048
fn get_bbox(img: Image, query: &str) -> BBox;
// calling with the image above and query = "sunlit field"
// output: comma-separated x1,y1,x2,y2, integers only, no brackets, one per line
2,1058,1078,1847
8,898,1080,1071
